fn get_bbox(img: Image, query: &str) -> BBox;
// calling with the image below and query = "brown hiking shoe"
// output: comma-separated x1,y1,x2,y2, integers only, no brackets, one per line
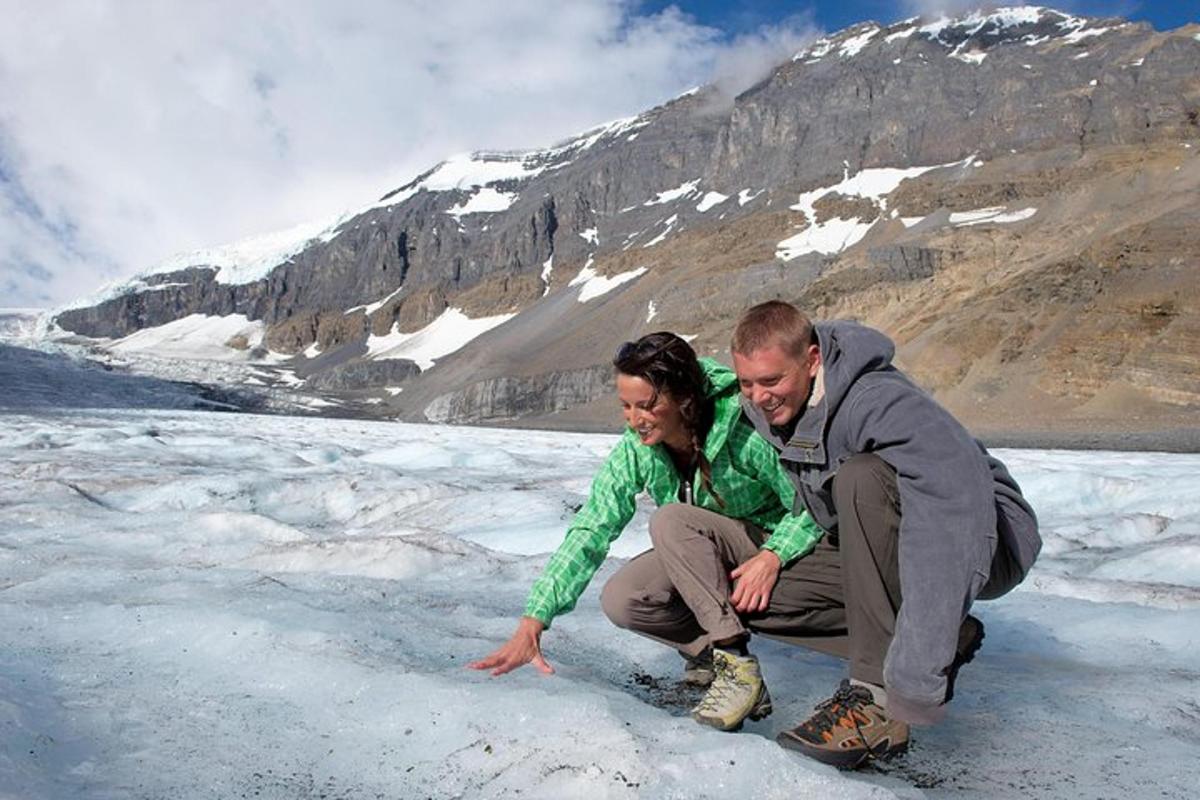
776,680,909,769
944,614,985,703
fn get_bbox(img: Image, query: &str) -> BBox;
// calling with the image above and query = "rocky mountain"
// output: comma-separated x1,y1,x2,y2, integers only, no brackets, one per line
52,6,1200,439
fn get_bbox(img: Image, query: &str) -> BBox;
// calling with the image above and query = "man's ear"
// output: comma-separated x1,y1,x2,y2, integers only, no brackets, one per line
807,343,821,373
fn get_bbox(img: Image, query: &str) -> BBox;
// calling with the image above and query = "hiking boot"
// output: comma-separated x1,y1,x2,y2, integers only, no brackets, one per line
944,614,985,703
681,648,715,687
776,680,909,769
690,649,773,731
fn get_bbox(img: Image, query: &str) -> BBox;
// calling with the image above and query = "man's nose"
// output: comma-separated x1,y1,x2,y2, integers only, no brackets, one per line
751,386,771,407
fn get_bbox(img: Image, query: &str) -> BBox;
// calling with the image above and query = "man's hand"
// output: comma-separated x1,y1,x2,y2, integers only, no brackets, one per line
730,549,782,613
467,616,554,676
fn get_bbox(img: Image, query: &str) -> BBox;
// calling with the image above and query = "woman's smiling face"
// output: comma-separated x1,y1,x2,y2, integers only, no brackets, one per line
616,373,687,449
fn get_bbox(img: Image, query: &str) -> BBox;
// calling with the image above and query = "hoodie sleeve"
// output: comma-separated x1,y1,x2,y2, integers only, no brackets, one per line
523,436,644,627
846,379,997,725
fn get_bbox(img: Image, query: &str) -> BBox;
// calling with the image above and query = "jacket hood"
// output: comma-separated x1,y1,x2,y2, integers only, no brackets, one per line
701,356,738,398
814,320,895,416
700,357,740,461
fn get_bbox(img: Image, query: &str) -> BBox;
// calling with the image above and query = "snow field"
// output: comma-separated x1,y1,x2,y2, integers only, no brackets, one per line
1,411,1198,798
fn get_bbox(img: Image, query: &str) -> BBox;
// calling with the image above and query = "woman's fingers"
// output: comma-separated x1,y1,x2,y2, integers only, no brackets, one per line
531,652,555,675
469,627,554,676
467,652,502,671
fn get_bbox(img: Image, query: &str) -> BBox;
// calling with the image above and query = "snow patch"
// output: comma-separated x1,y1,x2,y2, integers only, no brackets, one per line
777,159,963,261
364,308,515,370
795,37,833,62
644,180,700,206
540,255,554,296
953,51,987,64
446,187,517,219
646,301,658,323
1060,24,1122,45
950,207,1038,226
108,314,270,362
920,6,1045,41
696,192,728,212
548,115,650,155
642,215,679,248
416,152,543,192
579,228,599,245
737,189,763,206
346,287,404,317
576,267,648,304
839,27,880,58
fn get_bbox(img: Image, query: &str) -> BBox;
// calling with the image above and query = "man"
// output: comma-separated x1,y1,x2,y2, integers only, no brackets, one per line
728,300,1040,768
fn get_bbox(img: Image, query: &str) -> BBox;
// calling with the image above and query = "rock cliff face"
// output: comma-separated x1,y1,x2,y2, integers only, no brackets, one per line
424,365,613,424
53,7,1200,434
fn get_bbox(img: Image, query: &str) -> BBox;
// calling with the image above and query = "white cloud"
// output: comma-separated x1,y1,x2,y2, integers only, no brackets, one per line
901,0,991,15
899,1,1131,20
707,13,821,104
0,0,818,308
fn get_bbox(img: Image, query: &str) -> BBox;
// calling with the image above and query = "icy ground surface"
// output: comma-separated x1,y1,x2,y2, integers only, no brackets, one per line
1,411,1198,799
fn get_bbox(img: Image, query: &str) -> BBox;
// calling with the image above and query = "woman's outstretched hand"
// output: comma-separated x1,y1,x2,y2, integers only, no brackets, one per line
467,616,553,676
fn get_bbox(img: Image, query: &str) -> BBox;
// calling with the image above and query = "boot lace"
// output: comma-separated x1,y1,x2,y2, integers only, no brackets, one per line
801,680,892,758
695,657,742,713
802,681,874,734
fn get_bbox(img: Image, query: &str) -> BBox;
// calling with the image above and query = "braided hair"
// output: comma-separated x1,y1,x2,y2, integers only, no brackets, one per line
613,332,724,507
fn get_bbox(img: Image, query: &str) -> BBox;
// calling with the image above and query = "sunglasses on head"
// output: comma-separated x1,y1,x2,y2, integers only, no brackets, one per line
615,338,671,364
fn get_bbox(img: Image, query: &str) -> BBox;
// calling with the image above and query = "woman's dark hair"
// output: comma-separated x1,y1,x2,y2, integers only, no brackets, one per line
613,332,723,507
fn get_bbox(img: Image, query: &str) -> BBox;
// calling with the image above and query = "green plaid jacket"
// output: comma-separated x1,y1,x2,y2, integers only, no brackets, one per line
524,358,824,627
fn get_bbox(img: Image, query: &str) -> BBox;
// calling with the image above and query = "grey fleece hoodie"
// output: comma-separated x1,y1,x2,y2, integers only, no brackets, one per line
740,321,1040,724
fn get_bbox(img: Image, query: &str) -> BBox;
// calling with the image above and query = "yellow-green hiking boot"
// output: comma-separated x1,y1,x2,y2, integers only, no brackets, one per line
690,649,772,731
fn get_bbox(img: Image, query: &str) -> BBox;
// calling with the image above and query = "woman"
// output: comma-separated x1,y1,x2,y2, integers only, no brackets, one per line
468,332,823,731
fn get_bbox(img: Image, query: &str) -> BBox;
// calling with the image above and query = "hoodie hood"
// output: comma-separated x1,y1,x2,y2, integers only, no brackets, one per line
813,321,895,418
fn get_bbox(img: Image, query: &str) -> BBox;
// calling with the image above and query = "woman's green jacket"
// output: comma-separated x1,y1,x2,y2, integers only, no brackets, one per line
524,358,823,626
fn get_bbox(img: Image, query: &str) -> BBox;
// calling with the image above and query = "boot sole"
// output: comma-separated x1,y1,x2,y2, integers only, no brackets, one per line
776,731,909,770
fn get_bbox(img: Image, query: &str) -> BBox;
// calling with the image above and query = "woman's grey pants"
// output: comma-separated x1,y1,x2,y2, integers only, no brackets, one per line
600,454,907,686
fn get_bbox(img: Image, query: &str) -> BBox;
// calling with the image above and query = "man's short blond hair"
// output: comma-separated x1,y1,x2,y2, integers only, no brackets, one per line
731,301,815,359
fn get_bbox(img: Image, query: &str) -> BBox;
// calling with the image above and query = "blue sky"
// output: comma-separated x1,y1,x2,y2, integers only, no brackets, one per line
653,1,1196,36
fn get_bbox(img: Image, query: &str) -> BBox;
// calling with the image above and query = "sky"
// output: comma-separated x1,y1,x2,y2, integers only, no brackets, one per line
1,1,1195,310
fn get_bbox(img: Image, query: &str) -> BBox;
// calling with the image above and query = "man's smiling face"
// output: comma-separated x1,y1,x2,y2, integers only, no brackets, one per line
733,340,821,427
